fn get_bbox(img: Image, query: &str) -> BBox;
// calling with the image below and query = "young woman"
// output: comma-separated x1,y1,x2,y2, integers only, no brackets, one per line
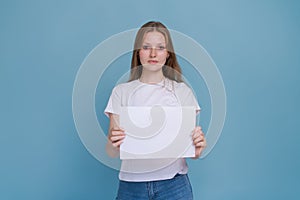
105,21,206,200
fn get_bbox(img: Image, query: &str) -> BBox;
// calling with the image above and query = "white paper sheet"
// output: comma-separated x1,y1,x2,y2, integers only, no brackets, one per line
120,106,196,159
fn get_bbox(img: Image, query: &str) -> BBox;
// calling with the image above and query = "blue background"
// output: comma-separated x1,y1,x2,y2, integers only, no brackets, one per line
1,0,299,199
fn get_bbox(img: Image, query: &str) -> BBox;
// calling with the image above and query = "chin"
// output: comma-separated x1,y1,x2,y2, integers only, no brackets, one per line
142,64,164,72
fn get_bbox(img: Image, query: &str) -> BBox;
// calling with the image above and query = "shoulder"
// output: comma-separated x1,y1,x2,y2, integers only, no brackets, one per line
111,80,140,93
173,80,193,93
172,80,196,102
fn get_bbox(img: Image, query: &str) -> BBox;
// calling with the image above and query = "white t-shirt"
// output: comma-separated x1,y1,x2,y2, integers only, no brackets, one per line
104,78,200,182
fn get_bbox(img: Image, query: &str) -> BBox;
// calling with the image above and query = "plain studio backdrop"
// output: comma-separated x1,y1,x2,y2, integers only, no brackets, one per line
1,0,299,199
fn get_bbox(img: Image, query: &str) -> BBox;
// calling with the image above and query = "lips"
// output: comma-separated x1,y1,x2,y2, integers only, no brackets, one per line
148,60,158,64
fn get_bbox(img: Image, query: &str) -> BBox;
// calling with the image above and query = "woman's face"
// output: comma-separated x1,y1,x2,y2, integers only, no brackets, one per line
138,31,169,72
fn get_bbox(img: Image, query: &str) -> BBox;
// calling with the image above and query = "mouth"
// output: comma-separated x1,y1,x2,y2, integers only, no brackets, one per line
148,60,159,64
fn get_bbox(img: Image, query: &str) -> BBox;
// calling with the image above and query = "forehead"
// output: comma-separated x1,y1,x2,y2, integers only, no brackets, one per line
142,31,166,44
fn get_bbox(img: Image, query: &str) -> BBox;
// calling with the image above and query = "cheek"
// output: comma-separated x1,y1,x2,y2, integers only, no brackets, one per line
139,50,148,59
160,52,168,61
138,51,149,63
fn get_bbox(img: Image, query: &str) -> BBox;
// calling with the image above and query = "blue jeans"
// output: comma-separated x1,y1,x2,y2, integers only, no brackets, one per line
116,174,193,200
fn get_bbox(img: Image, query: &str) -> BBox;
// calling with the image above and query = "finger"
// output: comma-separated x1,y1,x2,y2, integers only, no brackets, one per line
192,130,200,138
192,126,204,134
112,140,123,148
110,135,125,142
192,131,204,140
195,126,202,132
192,127,199,134
192,134,199,141
195,141,206,148
111,126,125,131
193,137,204,145
111,130,125,136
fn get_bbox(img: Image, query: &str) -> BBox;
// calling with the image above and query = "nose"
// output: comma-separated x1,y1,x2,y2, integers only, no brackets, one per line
150,47,157,57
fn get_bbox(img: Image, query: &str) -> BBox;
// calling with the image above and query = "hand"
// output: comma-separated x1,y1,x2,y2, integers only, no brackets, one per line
192,126,207,159
109,128,126,149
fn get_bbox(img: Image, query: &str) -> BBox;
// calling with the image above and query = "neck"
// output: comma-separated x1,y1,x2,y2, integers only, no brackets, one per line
139,70,164,84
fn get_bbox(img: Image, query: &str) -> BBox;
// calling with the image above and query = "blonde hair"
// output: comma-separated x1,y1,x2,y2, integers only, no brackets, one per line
129,21,183,82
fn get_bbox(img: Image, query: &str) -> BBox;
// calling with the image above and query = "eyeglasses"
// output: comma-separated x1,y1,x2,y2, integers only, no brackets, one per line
141,45,167,51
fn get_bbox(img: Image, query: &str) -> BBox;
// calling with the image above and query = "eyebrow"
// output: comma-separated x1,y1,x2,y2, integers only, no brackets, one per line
142,42,166,45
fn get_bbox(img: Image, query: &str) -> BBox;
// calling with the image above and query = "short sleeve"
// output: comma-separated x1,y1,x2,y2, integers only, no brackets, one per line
175,82,201,115
184,88,201,114
104,85,122,117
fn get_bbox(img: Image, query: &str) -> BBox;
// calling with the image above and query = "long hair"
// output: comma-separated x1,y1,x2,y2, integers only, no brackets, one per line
129,21,183,82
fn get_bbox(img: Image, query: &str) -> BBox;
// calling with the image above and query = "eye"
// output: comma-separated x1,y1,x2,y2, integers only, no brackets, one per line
158,46,166,50
142,45,150,50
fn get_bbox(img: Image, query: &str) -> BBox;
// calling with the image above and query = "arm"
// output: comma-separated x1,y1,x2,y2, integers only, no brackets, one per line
106,113,126,158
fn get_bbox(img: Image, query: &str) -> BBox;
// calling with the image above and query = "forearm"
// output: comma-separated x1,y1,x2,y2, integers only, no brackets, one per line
106,113,124,158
